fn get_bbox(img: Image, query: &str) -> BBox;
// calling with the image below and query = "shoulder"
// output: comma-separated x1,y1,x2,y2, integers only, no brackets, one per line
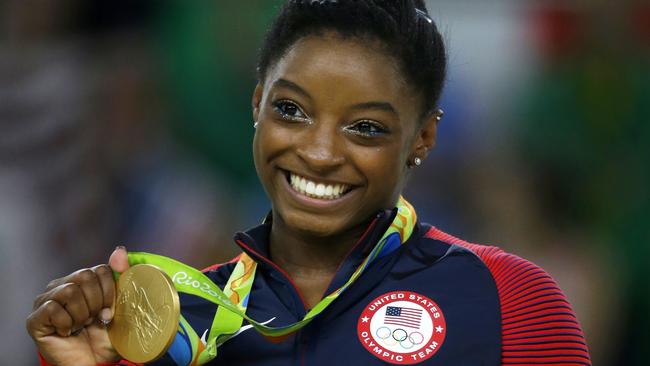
423,226,592,365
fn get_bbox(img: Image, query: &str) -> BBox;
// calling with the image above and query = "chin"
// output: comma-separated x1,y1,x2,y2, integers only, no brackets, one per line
281,210,348,238
284,213,345,238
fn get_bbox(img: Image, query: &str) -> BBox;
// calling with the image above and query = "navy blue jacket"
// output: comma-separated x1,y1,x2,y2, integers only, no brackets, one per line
41,209,589,366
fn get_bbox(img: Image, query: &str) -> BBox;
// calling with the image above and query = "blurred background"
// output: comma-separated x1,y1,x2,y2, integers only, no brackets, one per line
1,0,647,364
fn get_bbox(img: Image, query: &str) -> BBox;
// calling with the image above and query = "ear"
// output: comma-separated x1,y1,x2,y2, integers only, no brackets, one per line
410,110,442,161
252,82,263,122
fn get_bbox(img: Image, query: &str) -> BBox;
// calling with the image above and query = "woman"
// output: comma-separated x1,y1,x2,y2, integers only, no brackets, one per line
27,1,592,365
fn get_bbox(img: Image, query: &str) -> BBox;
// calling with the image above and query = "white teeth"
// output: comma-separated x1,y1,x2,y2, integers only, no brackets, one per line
288,172,350,200
299,178,307,192
315,184,325,196
306,181,316,195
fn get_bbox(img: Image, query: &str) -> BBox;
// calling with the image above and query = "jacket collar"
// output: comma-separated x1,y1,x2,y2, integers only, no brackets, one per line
232,208,398,280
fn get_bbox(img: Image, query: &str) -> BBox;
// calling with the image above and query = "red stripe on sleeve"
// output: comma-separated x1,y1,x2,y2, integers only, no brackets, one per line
425,227,592,365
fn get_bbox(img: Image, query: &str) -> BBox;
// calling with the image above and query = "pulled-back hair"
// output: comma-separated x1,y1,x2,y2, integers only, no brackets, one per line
257,0,447,118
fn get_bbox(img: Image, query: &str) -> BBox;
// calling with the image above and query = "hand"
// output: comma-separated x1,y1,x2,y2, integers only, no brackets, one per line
26,247,131,366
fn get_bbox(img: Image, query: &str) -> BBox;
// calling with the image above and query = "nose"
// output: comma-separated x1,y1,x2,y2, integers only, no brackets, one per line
295,122,346,174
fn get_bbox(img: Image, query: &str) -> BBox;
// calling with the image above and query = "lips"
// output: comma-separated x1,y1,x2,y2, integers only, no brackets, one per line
287,171,353,200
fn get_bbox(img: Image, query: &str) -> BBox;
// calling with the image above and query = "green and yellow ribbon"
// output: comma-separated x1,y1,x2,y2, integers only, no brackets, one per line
126,196,416,365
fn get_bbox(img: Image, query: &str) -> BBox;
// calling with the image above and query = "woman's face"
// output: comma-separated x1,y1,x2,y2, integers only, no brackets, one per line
252,33,437,238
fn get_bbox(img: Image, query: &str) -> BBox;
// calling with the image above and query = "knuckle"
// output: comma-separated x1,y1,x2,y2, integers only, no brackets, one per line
93,264,112,278
32,294,43,309
75,269,96,284
41,300,58,314
45,279,60,290
60,283,80,298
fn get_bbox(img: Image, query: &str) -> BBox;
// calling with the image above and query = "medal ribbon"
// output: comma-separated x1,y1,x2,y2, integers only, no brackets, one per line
126,196,417,365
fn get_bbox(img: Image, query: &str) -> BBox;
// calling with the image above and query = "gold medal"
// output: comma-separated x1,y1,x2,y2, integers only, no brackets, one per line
108,264,180,363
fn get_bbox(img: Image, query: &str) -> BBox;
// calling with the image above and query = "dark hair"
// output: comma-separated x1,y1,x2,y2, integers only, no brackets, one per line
257,0,447,118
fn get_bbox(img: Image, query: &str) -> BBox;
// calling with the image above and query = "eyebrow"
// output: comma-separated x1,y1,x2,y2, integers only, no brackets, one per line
349,101,399,117
272,78,312,101
272,78,399,117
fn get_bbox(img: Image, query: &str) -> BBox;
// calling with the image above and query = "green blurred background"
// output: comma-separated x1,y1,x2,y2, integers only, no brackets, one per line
1,1,648,364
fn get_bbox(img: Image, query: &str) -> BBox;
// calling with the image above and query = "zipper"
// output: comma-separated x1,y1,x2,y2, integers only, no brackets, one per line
235,238,310,309
235,210,392,312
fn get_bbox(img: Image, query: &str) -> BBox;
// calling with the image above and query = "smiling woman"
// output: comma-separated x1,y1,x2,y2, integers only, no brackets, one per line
253,33,435,241
27,1,591,365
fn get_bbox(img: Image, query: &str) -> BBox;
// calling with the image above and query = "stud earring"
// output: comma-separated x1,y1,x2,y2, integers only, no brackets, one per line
413,157,422,166
253,121,259,129
435,109,444,122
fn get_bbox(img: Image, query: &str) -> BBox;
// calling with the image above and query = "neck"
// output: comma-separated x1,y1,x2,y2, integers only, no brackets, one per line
268,214,374,309
269,216,372,277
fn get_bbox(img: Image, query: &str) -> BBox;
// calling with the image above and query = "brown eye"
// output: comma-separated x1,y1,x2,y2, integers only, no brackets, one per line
272,100,310,123
344,120,388,137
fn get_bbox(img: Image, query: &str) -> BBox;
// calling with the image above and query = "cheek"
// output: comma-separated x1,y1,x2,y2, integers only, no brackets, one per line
354,145,406,192
253,129,276,186
252,133,263,176
254,123,290,166
253,123,299,195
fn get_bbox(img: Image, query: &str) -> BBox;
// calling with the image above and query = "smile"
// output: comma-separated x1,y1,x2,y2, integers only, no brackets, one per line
288,172,352,200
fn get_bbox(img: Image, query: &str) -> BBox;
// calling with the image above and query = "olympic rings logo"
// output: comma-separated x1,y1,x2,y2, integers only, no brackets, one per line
375,326,425,350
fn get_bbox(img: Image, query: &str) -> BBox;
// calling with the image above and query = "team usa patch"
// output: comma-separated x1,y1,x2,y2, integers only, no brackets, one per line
357,291,446,364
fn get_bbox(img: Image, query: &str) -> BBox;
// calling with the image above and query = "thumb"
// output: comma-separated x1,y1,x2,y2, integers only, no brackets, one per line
108,246,130,273
99,246,130,325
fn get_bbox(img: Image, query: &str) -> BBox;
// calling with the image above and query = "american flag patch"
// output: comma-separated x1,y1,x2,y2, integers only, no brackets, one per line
384,306,423,329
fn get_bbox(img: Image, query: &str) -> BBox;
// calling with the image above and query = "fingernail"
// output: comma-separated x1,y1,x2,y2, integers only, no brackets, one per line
115,245,126,251
100,307,113,322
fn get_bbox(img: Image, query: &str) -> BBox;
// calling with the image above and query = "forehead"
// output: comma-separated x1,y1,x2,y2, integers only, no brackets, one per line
263,33,416,111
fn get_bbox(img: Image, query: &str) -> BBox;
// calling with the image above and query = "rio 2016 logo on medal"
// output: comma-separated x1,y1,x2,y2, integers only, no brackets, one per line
357,291,446,364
